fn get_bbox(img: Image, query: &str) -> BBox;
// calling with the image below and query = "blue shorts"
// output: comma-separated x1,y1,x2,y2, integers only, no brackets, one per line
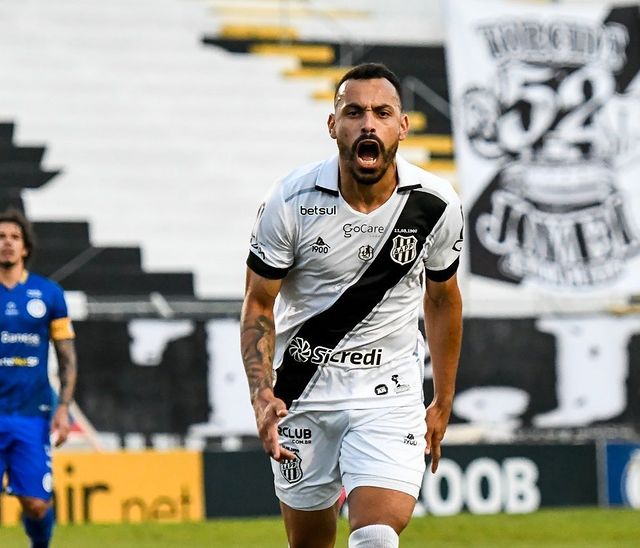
0,415,53,501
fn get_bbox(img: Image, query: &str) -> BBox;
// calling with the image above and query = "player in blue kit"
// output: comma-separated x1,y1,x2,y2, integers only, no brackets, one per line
0,209,77,548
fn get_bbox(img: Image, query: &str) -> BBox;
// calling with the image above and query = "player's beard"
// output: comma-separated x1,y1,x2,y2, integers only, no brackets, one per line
0,252,19,269
337,134,398,186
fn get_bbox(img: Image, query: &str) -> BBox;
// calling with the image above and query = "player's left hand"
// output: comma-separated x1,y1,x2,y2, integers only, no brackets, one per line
425,400,452,473
51,403,71,447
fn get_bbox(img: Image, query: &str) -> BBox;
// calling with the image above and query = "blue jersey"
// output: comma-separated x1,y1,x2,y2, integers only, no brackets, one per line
0,271,74,417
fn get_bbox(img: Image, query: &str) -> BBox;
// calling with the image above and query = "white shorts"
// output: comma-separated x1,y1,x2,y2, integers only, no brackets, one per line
271,404,427,511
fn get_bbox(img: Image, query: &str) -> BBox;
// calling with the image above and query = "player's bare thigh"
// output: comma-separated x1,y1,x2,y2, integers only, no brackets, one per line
280,500,341,548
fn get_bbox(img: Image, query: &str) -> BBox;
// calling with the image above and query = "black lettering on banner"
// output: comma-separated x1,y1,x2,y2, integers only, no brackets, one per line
464,7,640,287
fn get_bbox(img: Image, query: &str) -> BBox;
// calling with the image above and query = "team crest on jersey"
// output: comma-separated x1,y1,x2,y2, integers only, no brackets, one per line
26,298,47,319
280,447,303,484
390,235,418,265
358,245,374,261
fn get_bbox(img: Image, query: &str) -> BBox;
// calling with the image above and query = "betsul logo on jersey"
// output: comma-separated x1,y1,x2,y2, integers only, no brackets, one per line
288,337,382,366
390,235,418,265
299,205,337,216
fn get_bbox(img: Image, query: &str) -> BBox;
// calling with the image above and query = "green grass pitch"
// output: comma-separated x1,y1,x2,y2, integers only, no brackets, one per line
1,508,639,547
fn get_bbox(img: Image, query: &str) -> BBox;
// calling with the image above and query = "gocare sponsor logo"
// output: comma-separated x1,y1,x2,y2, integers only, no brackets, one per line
343,223,385,238
288,337,382,366
299,205,337,216
1,331,41,346
278,426,312,444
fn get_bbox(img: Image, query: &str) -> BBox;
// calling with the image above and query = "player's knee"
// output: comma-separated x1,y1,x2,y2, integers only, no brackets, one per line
349,512,410,536
20,497,52,520
348,524,399,548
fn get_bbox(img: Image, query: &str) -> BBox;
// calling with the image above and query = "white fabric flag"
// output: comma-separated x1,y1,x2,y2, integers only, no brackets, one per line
445,0,640,308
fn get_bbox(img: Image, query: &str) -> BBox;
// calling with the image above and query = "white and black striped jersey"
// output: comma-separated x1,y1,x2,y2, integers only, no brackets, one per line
247,154,463,411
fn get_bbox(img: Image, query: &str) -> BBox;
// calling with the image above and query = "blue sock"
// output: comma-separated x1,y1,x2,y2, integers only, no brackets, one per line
22,506,55,548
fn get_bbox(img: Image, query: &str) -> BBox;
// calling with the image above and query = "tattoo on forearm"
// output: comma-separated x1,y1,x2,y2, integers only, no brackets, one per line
241,315,275,401
54,339,77,405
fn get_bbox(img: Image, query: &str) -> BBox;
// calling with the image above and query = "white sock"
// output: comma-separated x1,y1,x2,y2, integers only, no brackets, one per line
348,524,399,548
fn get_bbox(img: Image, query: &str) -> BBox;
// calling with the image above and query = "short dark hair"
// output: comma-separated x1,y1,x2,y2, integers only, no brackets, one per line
334,63,403,108
0,208,36,263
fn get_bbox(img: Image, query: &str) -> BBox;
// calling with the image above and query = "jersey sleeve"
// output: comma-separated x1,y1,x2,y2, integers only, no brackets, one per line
49,283,75,340
246,183,295,279
424,193,464,282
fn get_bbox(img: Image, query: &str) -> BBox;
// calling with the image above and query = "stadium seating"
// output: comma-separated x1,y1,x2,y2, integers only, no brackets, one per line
0,0,453,300
203,35,456,174
0,121,194,296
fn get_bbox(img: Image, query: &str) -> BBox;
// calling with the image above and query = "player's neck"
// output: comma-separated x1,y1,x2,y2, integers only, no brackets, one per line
0,262,26,289
339,165,398,214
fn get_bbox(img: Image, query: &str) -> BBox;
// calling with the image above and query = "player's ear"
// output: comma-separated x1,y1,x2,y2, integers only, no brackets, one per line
399,112,409,141
327,113,336,139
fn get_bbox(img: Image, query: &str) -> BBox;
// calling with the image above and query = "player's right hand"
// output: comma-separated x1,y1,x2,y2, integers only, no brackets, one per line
253,390,296,462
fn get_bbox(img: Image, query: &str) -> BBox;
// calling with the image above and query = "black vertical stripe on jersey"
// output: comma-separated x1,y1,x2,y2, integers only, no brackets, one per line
275,190,447,407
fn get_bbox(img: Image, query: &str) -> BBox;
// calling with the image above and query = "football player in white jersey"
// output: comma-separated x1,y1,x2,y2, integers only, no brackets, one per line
241,63,463,548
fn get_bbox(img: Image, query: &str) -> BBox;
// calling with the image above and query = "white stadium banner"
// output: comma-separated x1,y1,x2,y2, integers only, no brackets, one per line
445,0,640,306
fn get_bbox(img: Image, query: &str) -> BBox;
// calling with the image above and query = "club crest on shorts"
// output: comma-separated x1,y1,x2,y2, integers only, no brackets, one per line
390,235,418,265
280,446,303,484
